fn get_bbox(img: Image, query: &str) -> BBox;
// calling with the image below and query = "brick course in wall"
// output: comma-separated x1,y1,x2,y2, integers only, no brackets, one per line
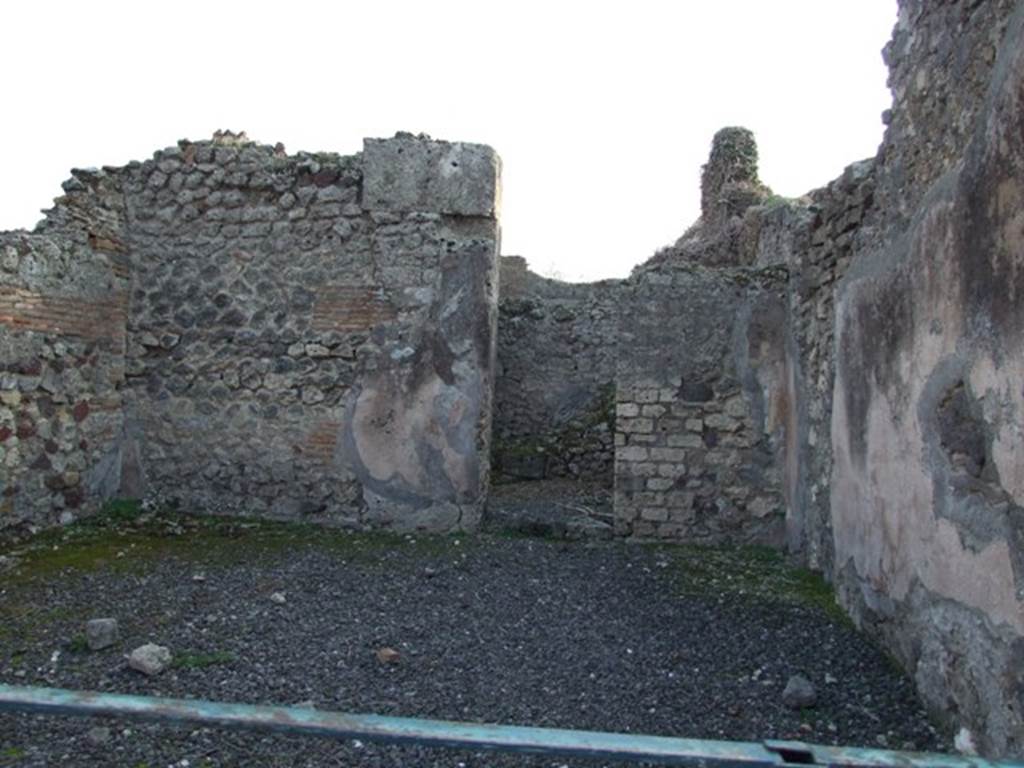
0,287,128,341
1,132,500,535
1,175,130,531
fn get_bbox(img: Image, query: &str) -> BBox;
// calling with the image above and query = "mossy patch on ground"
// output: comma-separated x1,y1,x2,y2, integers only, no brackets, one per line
658,543,847,621
172,650,237,670
0,499,466,588
0,747,25,766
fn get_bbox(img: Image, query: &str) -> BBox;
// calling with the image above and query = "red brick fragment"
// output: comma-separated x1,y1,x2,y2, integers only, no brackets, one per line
313,169,339,187
72,401,90,422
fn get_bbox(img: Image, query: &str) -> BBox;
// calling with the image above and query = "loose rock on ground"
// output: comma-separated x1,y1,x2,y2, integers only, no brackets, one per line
127,643,172,677
84,618,119,651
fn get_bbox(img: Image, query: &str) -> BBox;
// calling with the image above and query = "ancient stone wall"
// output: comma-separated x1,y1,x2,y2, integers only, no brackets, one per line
711,162,879,573
607,4,1024,747
827,0,1024,754
3,3,1023,751
613,265,788,543
0,170,130,532
493,256,617,483
1,133,501,534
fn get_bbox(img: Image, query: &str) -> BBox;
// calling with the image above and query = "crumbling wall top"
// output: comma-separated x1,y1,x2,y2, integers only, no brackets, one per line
700,127,767,229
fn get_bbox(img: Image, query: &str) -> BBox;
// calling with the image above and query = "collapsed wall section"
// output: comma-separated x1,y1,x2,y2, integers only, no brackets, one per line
613,265,789,543
0,170,129,532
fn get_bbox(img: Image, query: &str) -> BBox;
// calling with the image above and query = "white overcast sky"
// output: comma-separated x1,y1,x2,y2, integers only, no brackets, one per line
1,1,895,281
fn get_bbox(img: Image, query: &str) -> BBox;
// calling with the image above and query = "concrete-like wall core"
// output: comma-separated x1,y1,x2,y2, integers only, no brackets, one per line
2,0,1024,757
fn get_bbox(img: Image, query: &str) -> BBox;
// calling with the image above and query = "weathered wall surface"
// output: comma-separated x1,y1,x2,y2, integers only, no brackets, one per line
613,264,788,543
612,3,1024,748
2,4,1022,750
1,133,501,534
739,163,876,573
493,256,617,483
121,134,500,531
829,0,1024,754
0,170,129,532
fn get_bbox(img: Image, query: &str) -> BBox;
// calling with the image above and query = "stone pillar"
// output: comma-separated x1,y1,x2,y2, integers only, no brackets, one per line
343,134,502,531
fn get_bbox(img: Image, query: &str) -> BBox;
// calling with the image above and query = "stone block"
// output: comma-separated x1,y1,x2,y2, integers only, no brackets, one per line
658,388,678,403
362,136,500,217
665,491,695,509
724,395,747,418
635,389,661,404
619,418,653,434
650,447,686,463
616,402,640,418
657,463,687,478
85,618,119,651
617,446,649,462
632,521,657,537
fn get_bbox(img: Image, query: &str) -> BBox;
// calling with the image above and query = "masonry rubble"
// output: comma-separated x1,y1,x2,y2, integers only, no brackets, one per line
2,0,1023,756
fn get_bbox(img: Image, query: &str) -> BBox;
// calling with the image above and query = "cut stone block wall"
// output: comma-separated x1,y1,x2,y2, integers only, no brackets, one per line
613,265,788,543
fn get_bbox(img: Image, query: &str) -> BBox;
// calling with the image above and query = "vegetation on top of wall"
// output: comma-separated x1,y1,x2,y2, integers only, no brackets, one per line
707,126,761,185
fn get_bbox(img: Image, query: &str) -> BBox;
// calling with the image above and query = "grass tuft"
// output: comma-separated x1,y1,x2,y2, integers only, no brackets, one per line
172,650,237,669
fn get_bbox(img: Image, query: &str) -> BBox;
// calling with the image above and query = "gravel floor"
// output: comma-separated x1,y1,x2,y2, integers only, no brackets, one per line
0,512,945,767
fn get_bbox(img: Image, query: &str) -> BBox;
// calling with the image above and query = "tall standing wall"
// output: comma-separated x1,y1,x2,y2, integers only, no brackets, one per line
0,133,501,534
827,0,1024,754
613,264,789,543
715,0,1024,752
0,170,129,531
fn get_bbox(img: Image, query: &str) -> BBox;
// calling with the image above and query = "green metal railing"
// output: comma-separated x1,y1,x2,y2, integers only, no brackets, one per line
0,684,1017,767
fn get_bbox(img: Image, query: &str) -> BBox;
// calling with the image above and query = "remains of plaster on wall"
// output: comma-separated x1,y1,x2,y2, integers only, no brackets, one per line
969,336,1024,507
